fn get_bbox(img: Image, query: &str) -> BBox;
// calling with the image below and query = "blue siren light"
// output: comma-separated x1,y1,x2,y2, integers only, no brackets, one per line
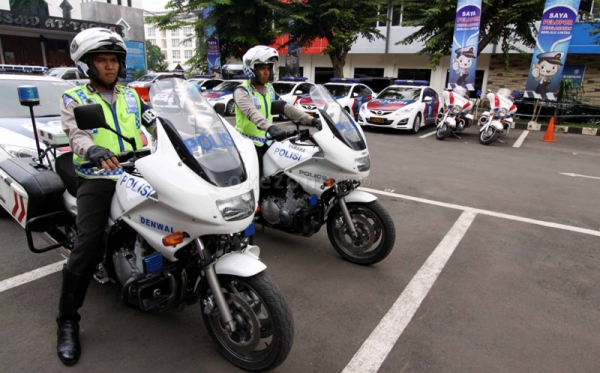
242,222,255,237
143,253,164,274
394,80,430,86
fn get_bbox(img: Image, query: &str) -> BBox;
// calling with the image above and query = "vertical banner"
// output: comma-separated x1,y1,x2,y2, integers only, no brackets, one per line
123,40,146,82
285,43,301,77
203,7,221,77
448,0,482,91
524,0,581,100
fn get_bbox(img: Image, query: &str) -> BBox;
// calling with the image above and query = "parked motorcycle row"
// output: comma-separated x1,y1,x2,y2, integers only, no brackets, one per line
436,86,518,145
0,78,395,371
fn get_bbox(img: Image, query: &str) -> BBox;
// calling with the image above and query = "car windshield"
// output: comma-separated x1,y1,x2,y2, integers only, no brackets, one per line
272,82,295,95
309,85,367,151
44,68,66,77
213,81,242,92
137,75,157,82
149,78,245,187
0,79,72,118
324,84,351,97
377,87,422,101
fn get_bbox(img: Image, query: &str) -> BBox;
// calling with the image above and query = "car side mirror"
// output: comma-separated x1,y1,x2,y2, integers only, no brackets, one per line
214,103,226,116
73,104,109,131
423,96,433,103
294,90,303,95
352,92,359,98
271,100,286,115
201,86,207,92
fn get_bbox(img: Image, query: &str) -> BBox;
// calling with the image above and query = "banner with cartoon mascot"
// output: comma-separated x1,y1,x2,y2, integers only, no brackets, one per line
524,0,581,100
448,0,482,91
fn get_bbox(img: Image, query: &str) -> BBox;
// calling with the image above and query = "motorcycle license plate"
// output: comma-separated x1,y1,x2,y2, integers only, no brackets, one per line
371,117,385,123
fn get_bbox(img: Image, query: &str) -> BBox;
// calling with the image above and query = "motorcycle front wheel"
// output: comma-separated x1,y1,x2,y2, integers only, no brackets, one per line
479,127,499,145
201,273,294,371
327,201,396,265
435,123,452,140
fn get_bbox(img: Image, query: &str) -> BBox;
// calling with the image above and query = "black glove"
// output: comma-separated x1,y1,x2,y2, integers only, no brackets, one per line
311,117,322,130
267,125,287,141
87,145,116,168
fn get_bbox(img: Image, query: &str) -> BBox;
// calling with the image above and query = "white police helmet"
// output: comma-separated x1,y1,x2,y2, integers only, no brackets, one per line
497,88,512,98
452,85,468,98
70,27,127,80
242,46,279,80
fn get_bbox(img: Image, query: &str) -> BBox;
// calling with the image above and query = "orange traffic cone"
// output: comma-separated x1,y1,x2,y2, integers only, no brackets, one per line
541,117,557,142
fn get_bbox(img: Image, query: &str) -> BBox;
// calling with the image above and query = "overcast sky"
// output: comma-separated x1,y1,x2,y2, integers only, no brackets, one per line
143,0,171,12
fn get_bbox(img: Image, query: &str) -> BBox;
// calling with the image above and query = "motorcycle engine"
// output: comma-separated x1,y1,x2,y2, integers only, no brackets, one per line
113,234,148,285
261,183,308,227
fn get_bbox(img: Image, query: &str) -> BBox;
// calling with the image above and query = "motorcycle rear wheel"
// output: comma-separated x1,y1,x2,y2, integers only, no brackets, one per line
327,201,396,265
435,123,451,140
201,273,294,371
479,127,499,145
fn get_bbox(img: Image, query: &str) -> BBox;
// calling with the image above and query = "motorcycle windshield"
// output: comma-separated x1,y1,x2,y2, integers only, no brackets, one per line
149,78,245,187
308,85,367,151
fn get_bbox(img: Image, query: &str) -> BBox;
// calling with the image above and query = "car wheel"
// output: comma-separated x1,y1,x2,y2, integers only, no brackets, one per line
586,118,600,125
226,100,236,116
412,113,422,134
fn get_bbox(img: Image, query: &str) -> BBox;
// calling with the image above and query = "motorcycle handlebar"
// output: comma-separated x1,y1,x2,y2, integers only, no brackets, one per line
79,149,151,169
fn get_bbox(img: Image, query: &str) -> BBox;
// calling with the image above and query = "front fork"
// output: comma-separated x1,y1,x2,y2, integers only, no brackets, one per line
337,196,358,238
196,238,236,332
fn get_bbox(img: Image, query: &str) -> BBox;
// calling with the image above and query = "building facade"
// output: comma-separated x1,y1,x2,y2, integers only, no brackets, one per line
0,0,145,81
143,10,199,69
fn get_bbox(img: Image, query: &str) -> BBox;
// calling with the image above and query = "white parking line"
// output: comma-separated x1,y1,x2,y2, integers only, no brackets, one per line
360,187,600,237
342,211,477,373
513,130,530,148
419,131,437,139
0,259,66,294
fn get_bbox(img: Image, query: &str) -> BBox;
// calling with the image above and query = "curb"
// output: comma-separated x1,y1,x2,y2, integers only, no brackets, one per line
514,123,600,136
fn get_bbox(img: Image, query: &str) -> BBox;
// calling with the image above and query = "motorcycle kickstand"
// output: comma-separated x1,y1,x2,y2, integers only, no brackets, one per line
497,138,506,144
452,132,462,139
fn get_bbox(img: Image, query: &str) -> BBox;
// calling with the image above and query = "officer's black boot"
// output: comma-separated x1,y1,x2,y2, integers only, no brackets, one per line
56,265,91,366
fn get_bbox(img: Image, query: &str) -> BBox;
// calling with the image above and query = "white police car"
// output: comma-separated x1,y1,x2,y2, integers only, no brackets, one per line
357,80,442,133
326,78,374,119
188,75,224,93
203,79,245,116
272,77,315,120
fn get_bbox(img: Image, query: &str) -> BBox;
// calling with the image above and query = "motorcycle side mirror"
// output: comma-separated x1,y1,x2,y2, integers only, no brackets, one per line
214,103,226,116
73,103,138,151
73,104,109,131
271,100,286,115
423,96,432,103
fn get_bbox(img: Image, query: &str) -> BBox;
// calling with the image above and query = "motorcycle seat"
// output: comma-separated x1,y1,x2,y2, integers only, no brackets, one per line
55,152,78,197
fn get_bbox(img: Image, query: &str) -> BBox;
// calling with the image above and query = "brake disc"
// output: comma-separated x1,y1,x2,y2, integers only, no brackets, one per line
212,292,261,354
336,214,376,251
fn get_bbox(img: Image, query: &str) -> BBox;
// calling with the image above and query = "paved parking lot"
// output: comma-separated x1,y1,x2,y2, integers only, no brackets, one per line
0,122,599,372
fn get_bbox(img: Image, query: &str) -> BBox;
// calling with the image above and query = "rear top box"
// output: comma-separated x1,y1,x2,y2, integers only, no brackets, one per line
0,158,65,227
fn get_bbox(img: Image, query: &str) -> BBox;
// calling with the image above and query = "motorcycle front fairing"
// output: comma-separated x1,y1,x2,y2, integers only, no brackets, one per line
110,79,259,261
279,85,371,196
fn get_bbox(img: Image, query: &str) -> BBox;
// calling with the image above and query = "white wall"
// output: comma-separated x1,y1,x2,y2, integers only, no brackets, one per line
144,11,198,67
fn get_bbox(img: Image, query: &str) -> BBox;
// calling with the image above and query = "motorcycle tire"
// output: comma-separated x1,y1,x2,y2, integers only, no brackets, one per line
479,127,499,145
435,123,451,141
201,272,294,371
327,201,395,265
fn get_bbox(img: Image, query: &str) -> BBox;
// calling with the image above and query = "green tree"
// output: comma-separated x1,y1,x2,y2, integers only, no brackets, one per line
398,0,545,69
147,0,285,62
146,40,166,71
283,0,390,77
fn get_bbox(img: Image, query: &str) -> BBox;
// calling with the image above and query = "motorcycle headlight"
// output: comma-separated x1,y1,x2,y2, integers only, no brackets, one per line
216,191,255,221
356,155,370,172
398,106,414,115
451,105,462,115
0,145,38,159
497,108,508,119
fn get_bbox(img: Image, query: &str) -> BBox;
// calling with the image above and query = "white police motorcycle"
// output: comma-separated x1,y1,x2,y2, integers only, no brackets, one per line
0,79,293,371
435,86,475,140
478,88,518,145
255,85,396,265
